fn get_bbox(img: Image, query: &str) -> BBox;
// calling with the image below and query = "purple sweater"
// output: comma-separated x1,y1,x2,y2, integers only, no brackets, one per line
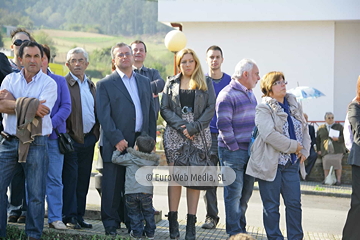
48,72,72,139
216,79,257,151
209,73,232,134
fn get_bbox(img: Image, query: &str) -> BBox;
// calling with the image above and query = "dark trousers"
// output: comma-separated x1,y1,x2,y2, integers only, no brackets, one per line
342,165,360,240
62,133,96,222
204,133,219,220
305,147,317,176
126,193,156,238
8,163,27,217
101,160,127,230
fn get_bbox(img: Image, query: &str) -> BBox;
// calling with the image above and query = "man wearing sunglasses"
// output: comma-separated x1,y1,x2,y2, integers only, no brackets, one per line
9,28,33,73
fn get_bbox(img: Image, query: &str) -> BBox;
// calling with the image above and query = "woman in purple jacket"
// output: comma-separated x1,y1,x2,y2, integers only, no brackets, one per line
41,45,72,230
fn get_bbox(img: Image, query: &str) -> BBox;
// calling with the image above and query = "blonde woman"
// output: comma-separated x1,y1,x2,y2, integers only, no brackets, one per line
246,71,310,240
160,48,215,239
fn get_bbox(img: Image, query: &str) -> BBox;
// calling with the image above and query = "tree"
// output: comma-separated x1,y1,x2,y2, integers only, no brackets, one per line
33,31,57,59
0,32,4,48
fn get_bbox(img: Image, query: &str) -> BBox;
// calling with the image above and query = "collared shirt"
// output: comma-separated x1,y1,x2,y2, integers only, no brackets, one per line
1,69,57,135
69,72,95,134
238,81,254,99
8,59,20,73
116,68,143,132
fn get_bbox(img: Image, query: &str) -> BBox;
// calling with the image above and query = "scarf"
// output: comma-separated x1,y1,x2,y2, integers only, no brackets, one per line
278,98,297,164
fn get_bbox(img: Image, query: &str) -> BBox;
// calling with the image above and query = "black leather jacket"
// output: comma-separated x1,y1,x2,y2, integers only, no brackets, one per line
160,73,215,136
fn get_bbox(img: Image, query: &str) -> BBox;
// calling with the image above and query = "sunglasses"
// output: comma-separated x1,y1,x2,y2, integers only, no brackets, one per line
13,39,29,47
327,117,334,119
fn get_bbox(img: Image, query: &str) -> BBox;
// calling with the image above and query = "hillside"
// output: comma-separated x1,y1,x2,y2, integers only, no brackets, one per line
3,29,173,79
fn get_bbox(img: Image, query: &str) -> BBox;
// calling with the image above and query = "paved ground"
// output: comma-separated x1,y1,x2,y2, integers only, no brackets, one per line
8,179,351,239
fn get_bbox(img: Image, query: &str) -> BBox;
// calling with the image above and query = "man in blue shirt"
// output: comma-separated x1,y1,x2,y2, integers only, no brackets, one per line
202,45,231,229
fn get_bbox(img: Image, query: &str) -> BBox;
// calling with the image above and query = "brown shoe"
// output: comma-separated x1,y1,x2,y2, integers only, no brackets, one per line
8,215,19,223
17,216,26,224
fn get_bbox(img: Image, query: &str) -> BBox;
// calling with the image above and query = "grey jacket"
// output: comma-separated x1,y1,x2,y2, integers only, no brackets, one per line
112,147,159,195
347,101,360,167
160,73,216,136
246,93,311,181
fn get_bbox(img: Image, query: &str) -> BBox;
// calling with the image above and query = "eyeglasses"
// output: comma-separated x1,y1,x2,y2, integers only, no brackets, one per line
117,52,132,58
273,80,288,86
13,39,29,47
327,117,334,119
69,58,85,64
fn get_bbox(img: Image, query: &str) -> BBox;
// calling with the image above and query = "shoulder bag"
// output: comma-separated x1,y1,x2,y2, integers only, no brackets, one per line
55,129,75,154
174,122,215,190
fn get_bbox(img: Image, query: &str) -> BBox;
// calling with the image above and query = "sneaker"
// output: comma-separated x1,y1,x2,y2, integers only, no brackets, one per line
130,230,142,240
17,216,26,224
201,216,219,229
49,221,67,230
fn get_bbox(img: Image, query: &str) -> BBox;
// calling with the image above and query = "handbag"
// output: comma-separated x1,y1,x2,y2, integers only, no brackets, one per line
324,165,337,185
55,129,75,154
174,123,215,190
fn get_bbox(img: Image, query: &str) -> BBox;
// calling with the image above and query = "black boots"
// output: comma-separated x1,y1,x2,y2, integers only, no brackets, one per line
168,211,180,239
185,214,197,240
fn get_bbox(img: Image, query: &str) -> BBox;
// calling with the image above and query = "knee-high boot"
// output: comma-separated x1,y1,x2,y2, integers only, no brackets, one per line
168,211,180,239
185,214,197,240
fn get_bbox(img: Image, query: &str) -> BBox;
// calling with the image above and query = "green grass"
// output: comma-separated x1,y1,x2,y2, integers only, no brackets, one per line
314,185,325,191
55,36,117,43
4,225,130,240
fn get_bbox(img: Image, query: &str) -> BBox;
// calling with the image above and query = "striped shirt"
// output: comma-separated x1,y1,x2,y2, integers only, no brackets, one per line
216,79,257,151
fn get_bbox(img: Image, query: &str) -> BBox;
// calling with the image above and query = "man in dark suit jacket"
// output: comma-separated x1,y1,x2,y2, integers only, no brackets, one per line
96,42,156,236
130,40,165,119
304,114,318,178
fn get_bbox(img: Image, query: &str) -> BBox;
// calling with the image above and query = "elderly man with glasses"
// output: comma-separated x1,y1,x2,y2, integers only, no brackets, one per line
62,47,100,229
316,112,346,185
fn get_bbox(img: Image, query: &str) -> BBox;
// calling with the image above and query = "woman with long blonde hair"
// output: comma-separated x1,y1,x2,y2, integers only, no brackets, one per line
160,48,215,239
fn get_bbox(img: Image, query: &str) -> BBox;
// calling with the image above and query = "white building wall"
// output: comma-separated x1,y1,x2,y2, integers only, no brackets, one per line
159,0,360,23
182,21,335,121
334,22,360,120
159,0,360,121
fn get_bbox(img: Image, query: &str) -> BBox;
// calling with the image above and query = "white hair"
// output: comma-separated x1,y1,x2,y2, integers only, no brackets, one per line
66,47,89,62
232,59,257,80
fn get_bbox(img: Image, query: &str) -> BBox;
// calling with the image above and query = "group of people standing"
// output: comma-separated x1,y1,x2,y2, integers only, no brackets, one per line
160,45,310,240
0,26,358,240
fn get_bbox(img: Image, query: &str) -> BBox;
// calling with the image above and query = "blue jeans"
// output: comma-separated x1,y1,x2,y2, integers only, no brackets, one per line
218,147,255,236
0,136,48,239
258,161,303,240
7,162,27,217
125,193,156,238
46,139,64,223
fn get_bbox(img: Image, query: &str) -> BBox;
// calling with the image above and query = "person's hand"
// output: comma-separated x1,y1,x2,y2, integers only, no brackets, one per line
115,139,128,152
317,151,321,155
36,100,50,118
298,153,307,163
295,142,303,154
0,89,15,101
181,125,194,140
153,93,158,98
331,137,339,141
